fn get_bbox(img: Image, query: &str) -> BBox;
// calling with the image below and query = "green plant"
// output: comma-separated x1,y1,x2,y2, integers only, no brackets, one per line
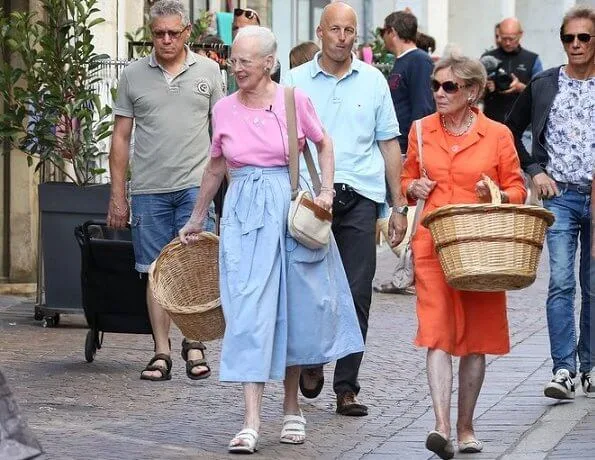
0,0,113,185
370,27,394,78
125,14,152,58
189,9,214,43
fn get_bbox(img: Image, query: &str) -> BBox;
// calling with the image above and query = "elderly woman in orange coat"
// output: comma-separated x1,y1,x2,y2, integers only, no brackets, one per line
401,55,526,459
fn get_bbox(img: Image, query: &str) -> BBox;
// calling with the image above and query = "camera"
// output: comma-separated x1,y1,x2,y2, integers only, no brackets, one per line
480,56,513,91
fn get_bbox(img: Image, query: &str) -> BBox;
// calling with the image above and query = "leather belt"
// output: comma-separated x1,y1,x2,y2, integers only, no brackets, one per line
555,181,591,195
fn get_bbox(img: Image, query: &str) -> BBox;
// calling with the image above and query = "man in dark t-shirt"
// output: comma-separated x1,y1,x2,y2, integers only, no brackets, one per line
376,10,434,295
381,10,435,155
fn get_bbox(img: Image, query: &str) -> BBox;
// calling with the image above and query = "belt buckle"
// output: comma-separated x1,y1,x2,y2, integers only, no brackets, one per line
577,184,590,194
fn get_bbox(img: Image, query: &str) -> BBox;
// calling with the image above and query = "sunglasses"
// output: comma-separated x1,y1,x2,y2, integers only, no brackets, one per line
152,27,188,39
431,79,469,94
234,8,261,24
560,33,595,44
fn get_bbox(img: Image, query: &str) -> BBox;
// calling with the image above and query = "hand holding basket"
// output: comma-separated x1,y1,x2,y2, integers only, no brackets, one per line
422,176,555,291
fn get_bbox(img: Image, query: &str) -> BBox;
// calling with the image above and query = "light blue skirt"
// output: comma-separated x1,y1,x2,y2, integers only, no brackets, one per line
218,166,364,382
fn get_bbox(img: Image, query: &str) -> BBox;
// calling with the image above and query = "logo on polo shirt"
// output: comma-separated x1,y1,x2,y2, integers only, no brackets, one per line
193,78,211,96
388,73,402,90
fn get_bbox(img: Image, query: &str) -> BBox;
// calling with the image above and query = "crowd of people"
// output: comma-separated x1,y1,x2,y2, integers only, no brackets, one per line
106,0,594,458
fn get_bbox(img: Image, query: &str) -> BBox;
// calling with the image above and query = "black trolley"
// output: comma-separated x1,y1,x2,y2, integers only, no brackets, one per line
75,220,152,362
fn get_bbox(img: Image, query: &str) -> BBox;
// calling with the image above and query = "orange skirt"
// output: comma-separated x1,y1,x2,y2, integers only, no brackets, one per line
412,226,510,356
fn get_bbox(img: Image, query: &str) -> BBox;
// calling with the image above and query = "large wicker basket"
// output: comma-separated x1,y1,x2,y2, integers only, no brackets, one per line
421,178,555,291
149,233,224,341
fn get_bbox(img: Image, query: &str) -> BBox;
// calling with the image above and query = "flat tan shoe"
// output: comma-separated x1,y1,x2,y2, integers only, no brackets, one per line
459,438,483,453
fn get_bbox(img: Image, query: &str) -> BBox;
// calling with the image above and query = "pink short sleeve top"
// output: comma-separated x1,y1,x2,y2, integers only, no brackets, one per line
210,84,324,168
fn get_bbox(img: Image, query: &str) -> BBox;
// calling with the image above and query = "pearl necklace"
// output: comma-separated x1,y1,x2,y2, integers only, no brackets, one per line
440,110,474,137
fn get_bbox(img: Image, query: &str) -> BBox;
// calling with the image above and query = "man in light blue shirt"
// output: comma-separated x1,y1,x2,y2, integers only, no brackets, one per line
285,2,408,416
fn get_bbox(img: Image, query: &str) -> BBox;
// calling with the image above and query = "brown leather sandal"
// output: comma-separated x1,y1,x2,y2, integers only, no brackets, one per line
140,353,172,381
181,339,211,380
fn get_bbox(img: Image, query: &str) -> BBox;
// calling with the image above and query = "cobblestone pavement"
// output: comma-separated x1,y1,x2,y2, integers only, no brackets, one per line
0,245,592,459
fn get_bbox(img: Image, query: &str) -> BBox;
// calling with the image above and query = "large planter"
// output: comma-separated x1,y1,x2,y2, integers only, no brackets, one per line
38,182,110,317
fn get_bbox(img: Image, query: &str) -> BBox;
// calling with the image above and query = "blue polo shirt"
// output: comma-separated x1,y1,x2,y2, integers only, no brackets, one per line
285,52,400,203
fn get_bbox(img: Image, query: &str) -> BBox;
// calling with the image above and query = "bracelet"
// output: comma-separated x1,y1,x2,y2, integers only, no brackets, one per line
111,197,129,214
320,186,336,197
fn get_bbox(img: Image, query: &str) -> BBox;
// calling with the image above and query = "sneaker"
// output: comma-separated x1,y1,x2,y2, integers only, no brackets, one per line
580,371,594,398
544,369,575,400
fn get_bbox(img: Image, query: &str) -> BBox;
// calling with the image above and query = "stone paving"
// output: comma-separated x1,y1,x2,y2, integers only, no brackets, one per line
0,245,593,459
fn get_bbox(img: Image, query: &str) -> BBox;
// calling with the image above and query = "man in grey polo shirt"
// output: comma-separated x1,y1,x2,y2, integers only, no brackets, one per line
107,0,224,382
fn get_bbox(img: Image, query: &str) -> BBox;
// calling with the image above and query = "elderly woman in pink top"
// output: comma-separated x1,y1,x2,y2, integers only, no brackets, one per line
179,26,364,455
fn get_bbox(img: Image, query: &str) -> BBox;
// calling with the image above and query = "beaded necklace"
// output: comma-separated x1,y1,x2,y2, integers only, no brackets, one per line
440,110,474,137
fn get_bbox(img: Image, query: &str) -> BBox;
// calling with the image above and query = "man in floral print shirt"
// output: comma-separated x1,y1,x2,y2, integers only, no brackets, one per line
507,5,594,400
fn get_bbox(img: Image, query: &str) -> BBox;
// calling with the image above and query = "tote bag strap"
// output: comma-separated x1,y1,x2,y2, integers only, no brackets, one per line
284,86,321,199
410,119,426,238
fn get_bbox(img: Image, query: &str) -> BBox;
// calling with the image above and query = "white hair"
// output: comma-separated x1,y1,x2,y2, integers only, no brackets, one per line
234,26,279,75
441,43,464,59
149,0,190,27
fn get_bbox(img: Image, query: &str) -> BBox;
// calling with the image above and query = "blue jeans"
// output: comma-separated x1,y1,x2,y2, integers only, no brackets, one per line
543,188,592,375
130,187,215,273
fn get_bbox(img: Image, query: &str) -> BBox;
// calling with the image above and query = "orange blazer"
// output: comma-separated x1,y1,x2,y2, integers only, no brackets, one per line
401,110,527,216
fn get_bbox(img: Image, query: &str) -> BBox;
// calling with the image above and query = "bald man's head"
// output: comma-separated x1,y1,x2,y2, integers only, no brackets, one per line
317,1,358,67
498,17,523,52
320,2,357,28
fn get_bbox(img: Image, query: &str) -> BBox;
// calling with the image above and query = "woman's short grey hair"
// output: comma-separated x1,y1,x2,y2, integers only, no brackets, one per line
234,26,279,75
149,0,190,27
433,55,487,105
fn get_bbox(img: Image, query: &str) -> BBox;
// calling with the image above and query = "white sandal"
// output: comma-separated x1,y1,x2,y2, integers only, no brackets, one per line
228,428,259,454
280,412,306,444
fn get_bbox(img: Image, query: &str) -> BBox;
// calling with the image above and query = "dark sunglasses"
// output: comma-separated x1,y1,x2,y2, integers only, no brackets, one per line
431,79,468,94
560,33,595,44
234,8,260,24
152,27,188,39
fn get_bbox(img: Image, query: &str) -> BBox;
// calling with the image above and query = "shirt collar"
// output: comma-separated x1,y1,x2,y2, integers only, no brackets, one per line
149,45,196,68
310,51,362,78
396,47,417,59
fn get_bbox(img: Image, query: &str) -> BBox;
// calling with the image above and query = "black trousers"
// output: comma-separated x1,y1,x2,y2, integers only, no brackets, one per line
331,195,377,396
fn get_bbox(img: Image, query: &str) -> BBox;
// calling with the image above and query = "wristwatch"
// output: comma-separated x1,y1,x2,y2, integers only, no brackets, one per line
393,205,409,216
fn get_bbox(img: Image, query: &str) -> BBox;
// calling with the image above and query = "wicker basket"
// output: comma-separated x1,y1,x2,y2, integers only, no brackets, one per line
421,177,555,291
149,233,224,341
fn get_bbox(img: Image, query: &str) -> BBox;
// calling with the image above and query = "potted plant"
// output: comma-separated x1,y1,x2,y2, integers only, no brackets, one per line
0,0,113,322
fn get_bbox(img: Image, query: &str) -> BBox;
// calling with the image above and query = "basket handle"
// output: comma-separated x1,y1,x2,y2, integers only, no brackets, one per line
483,174,502,205
150,232,220,287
